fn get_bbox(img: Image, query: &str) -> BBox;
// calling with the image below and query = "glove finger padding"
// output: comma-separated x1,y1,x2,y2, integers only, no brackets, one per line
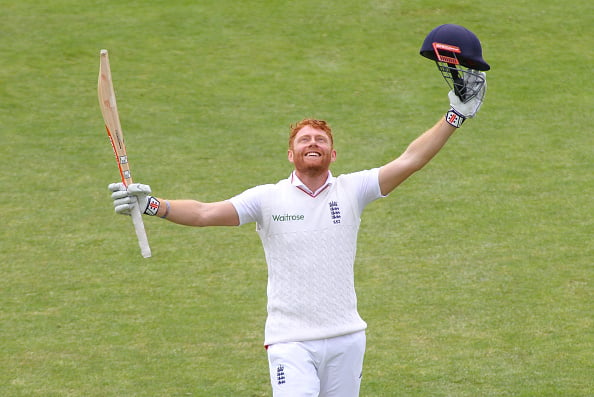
107,182,146,215
107,182,156,216
114,201,134,215
113,195,133,207
126,183,152,215
107,182,129,215
127,183,152,196
111,189,130,200
449,71,486,119
110,189,136,215
108,182,126,192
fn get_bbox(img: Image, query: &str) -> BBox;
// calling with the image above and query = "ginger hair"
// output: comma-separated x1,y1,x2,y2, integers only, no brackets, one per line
289,119,334,149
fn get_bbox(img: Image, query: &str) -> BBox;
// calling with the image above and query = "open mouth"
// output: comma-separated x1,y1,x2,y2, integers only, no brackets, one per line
305,151,321,157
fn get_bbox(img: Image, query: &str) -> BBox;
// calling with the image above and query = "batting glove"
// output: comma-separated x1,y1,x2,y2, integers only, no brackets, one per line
446,71,487,128
108,182,160,216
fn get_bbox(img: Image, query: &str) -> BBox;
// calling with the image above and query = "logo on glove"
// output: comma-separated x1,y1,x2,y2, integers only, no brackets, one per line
145,196,160,216
446,110,465,128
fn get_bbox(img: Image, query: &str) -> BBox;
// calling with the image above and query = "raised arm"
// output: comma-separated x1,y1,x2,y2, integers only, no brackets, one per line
378,117,455,196
379,70,487,196
153,199,239,227
109,183,240,227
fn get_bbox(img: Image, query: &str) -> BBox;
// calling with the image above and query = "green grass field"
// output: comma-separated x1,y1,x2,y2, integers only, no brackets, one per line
1,0,592,395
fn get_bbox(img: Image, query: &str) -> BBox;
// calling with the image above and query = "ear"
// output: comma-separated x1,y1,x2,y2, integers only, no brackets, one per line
330,149,337,163
287,149,294,164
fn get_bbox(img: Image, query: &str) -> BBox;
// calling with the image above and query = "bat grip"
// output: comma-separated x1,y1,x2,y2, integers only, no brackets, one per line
130,198,152,258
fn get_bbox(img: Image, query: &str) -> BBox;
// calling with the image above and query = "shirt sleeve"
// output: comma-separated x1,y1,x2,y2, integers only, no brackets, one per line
340,167,385,211
227,184,273,226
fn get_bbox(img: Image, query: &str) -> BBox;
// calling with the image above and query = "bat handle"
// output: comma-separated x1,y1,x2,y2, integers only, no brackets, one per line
130,200,152,258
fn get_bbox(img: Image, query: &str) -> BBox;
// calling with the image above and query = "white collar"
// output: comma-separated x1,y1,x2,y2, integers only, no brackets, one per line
289,171,335,197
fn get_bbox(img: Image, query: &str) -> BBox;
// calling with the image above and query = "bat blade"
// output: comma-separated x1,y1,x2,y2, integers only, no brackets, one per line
98,49,151,258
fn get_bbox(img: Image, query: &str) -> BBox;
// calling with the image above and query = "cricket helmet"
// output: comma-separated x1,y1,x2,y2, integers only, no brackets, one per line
420,24,490,71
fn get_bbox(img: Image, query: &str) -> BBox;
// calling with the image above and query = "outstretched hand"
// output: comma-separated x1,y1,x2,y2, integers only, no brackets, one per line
108,182,153,215
449,71,487,118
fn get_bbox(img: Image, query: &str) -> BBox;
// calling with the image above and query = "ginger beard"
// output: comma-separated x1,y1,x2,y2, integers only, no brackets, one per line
288,126,337,178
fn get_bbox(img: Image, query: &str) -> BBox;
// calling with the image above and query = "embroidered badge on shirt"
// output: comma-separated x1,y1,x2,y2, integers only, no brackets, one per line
277,364,286,385
329,201,341,224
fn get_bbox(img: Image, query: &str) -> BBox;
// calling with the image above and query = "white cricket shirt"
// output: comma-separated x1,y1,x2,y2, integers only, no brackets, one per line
229,168,383,345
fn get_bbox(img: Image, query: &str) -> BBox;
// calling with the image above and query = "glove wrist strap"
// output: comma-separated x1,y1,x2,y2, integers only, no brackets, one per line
144,196,160,216
445,108,466,128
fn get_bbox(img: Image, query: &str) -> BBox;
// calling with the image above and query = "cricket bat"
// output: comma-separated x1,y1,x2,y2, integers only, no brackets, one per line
98,49,151,258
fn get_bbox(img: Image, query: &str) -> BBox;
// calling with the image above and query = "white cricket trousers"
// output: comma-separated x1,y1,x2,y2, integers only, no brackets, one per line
267,331,366,397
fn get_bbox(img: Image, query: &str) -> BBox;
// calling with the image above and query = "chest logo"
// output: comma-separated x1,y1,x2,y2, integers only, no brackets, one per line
271,213,305,222
329,201,341,224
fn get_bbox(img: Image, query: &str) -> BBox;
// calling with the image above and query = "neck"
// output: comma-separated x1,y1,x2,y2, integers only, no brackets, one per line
294,169,329,192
